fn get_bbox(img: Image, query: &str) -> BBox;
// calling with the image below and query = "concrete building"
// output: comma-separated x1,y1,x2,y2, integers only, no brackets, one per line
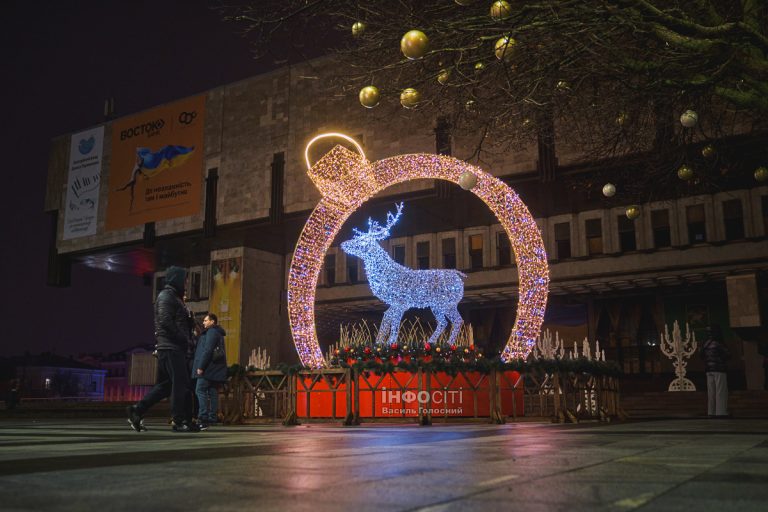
45,58,768,390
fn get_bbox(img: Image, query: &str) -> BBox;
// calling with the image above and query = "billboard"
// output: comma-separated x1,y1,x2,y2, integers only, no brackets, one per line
210,257,243,365
63,126,104,239
106,95,205,230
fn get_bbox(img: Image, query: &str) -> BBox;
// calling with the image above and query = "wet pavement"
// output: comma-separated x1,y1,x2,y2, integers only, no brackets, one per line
1,418,767,511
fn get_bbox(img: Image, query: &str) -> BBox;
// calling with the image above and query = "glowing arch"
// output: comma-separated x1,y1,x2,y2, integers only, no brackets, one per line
288,143,549,368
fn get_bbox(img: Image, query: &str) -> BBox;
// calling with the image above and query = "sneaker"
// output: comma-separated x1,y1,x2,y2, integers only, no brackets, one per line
198,423,209,431
171,421,200,433
126,405,146,432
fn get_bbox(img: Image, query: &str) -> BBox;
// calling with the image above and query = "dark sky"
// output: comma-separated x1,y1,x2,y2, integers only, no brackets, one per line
1,0,264,357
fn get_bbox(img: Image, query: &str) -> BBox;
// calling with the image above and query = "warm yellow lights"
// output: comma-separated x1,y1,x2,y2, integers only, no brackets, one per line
288,135,549,368
304,132,368,170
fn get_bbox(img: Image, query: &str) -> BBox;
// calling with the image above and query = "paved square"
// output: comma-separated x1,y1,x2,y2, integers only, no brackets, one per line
1,418,767,511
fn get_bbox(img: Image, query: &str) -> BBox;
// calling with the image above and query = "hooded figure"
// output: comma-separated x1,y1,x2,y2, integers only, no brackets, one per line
128,265,198,432
154,266,189,351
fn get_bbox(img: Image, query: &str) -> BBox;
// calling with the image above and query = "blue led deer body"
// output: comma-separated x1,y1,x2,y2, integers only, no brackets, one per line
341,203,466,346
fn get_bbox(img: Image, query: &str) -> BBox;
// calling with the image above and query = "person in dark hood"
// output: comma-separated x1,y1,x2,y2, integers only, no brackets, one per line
701,323,730,418
192,313,228,429
127,266,198,432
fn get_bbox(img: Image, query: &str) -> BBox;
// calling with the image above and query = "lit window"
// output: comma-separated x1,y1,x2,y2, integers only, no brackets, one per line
585,218,603,255
468,234,483,269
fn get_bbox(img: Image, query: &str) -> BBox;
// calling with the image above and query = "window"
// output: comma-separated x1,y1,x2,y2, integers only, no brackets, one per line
617,215,637,252
188,271,202,300
468,234,484,269
324,254,336,285
416,241,430,269
392,244,406,265
497,232,512,266
585,218,603,255
44,378,51,390
346,255,358,284
442,238,456,269
651,209,671,248
687,204,706,243
722,199,745,240
554,222,571,259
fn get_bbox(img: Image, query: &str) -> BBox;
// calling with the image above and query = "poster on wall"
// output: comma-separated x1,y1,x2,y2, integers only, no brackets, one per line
63,126,104,239
210,258,242,365
105,95,205,230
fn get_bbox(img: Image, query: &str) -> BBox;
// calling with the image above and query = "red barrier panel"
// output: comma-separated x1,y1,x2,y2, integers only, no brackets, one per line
295,370,524,419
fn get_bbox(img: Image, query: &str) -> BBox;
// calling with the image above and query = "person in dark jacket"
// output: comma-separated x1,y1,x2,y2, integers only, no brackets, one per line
127,266,198,432
701,324,730,418
192,313,227,429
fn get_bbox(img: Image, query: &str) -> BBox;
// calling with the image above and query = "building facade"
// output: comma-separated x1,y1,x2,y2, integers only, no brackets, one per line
45,58,768,390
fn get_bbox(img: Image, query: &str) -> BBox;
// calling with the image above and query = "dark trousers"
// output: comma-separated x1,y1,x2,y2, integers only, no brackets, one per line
136,349,191,424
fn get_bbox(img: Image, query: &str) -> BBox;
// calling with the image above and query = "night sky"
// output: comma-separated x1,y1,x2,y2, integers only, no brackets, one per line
1,1,264,357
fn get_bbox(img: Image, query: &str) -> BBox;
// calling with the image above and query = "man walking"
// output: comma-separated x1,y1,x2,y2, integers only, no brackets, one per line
127,266,198,432
192,313,228,429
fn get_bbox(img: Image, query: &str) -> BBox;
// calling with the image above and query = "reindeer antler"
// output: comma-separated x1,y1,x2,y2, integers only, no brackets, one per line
384,202,404,234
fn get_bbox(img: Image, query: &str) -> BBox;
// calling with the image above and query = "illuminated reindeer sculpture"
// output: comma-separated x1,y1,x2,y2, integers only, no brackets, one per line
341,203,466,346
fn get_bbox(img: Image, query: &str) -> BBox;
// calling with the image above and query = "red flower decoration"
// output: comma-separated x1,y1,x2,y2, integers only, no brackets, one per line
391,343,398,350
364,347,372,354
424,343,431,351
450,344,457,351
469,345,475,351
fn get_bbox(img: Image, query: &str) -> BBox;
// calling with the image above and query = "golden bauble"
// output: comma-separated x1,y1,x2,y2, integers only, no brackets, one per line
437,68,451,85
615,112,629,126
465,99,476,112
494,36,516,60
556,80,570,91
679,109,698,128
522,117,532,128
401,30,429,60
351,21,366,38
459,171,478,190
625,205,641,220
490,1,512,20
474,62,485,72
400,88,421,109
755,166,768,182
602,183,616,197
701,144,715,158
359,85,381,108
677,164,694,181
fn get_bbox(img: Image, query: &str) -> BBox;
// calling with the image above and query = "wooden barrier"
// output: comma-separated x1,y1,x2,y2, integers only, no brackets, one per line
226,367,620,425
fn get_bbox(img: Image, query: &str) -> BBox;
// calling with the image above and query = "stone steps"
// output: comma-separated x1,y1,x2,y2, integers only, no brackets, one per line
621,390,768,418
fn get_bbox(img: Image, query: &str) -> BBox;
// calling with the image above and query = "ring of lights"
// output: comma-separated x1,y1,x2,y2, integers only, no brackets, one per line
288,143,549,369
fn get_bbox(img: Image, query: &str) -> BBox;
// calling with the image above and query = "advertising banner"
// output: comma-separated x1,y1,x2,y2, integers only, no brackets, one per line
210,257,242,365
63,126,104,239
106,95,205,230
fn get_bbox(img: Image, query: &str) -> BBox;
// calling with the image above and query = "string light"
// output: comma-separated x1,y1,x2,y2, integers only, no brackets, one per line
341,202,466,346
288,136,549,368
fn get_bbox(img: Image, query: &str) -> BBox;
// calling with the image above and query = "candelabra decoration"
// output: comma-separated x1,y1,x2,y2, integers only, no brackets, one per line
287,133,549,368
532,329,565,359
660,320,697,391
248,347,271,370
